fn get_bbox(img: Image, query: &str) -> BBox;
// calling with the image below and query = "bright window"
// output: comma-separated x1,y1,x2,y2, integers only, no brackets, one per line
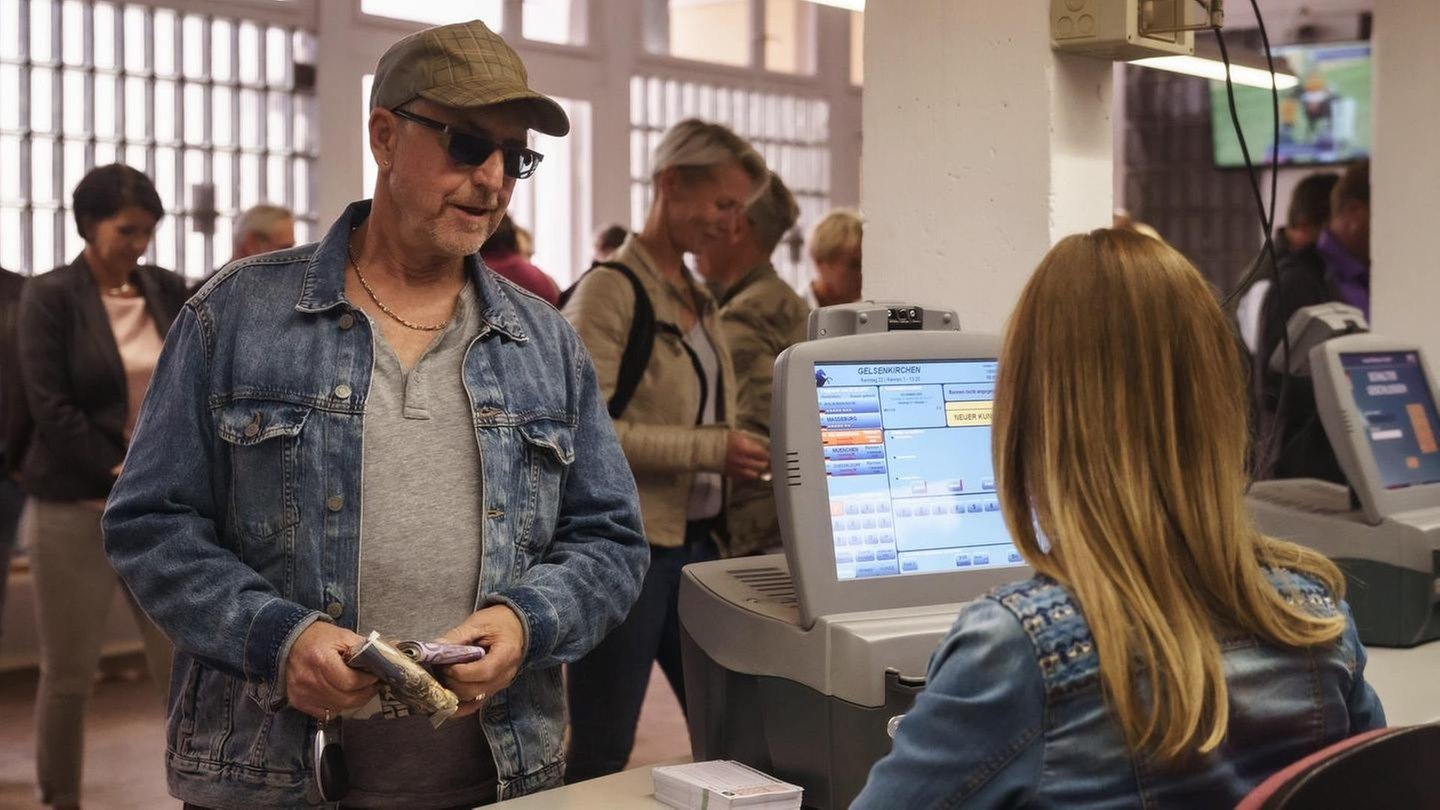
359,0,503,30
656,0,750,67
0,0,320,279
523,0,586,46
765,0,815,74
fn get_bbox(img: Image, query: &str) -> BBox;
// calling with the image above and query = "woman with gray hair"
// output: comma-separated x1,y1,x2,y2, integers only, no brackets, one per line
562,118,772,781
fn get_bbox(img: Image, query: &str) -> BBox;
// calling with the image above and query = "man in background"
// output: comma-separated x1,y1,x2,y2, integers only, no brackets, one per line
694,172,809,557
1258,161,1369,482
480,215,562,306
806,208,863,308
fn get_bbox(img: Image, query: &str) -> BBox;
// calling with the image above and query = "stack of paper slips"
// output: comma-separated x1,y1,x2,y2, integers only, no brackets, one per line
652,761,803,810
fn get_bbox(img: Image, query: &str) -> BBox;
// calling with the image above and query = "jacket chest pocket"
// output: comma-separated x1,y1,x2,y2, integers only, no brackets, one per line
515,419,575,554
217,401,311,540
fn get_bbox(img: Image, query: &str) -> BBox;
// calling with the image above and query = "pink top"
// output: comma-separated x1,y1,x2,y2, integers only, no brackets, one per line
101,293,165,442
482,252,562,307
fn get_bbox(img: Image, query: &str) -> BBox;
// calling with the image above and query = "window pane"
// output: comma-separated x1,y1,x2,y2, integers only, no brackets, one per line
61,0,85,65
122,142,146,172
267,91,289,149
31,68,54,132
34,209,56,273
186,225,206,278
266,154,287,205
0,65,21,129
184,148,205,206
153,211,175,269
213,150,233,211
0,0,21,60
213,85,234,146
62,68,86,135
182,15,205,79
154,9,177,77
125,76,148,141
93,140,115,166
212,19,234,82
92,72,115,137
239,152,260,208
765,0,814,74
62,139,86,207
154,145,177,210
524,0,582,45
183,83,205,143
850,10,863,85
239,88,262,147
292,156,311,213
662,0,748,66
360,0,502,29
0,208,21,271
212,214,230,270
30,0,53,63
294,95,316,153
293,219,311,245
360,75,375,198
238,22,261,85
266,26,289,87
155,79,177,141
0,136,21,202
123,5,147,73
31,137,55,203
93,2,116,69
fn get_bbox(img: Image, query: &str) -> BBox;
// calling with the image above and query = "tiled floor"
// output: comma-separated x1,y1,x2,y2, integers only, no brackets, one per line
0,660,690,809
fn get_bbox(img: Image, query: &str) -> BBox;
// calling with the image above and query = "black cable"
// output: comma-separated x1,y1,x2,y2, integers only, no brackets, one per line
1209,8,1288,481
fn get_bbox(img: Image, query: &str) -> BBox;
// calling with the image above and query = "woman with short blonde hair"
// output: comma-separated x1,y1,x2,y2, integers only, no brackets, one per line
562,118,771,781
854,229,1384,808
806,208,862,307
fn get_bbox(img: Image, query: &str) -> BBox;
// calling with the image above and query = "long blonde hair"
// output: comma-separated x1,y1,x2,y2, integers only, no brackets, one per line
993,229,1346,761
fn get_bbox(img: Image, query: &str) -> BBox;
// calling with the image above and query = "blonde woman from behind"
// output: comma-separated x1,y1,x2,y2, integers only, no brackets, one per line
853,229,1384,809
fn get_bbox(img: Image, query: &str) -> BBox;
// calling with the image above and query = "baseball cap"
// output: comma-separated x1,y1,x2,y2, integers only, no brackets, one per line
369,19,570,137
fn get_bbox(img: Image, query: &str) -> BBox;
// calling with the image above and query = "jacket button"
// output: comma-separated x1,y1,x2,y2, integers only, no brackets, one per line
325,602,343,619
333,384,352,400
243,422,260,438
326,495,343,512
338,312,355,330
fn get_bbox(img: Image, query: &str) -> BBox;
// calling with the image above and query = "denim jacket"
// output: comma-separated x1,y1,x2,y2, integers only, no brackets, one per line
852,570,1386,809
103,202,649,807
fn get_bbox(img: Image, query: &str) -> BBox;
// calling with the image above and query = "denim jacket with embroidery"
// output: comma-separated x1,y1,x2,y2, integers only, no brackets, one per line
853,569,1386,809
103,201,649,807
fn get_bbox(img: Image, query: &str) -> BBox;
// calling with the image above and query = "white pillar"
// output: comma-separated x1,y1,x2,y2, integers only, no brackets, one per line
861,2,1113,333
1371,1,1440,353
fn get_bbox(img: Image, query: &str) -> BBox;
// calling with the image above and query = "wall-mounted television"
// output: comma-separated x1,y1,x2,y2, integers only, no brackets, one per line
1210,41,1371,168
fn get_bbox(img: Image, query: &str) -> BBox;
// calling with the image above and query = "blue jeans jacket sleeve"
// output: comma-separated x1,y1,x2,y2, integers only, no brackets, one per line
487,343,649,672
1341,600,1387,732
852,598,1044,810
103,304,324,687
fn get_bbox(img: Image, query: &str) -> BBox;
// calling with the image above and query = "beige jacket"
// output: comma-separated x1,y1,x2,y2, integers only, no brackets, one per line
562,236,738,549
715,263,810,556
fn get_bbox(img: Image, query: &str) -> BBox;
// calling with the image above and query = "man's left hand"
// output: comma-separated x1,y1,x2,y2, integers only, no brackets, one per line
435,604,526,718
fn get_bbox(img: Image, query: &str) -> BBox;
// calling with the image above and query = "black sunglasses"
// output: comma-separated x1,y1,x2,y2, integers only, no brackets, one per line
391,107,544,180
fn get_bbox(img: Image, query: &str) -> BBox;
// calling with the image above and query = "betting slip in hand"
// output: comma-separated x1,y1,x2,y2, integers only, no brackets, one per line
652,760,803,810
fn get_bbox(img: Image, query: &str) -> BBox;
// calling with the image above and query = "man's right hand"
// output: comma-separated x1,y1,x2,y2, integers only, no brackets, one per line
724,431,770,481
283,622,379,719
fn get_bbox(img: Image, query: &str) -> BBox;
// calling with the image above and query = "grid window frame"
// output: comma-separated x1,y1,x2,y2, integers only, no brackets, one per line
0,0,320,280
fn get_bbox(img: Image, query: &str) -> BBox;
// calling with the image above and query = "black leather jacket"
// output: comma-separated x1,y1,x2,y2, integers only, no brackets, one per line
17,256,188,500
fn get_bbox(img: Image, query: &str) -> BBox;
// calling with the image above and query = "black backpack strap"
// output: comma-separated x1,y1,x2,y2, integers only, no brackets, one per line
559,261,656,419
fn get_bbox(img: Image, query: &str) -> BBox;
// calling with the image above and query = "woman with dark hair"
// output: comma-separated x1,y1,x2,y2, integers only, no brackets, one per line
16,163,186,808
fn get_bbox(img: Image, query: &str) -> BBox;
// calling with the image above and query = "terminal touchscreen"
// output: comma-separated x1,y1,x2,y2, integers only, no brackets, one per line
814,360,1023,580
1338,351,1440,490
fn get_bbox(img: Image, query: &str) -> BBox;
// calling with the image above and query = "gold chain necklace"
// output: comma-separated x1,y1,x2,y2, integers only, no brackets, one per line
346,243,451,332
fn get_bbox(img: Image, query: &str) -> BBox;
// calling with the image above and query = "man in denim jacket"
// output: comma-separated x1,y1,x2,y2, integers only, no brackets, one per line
104,20,647,808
